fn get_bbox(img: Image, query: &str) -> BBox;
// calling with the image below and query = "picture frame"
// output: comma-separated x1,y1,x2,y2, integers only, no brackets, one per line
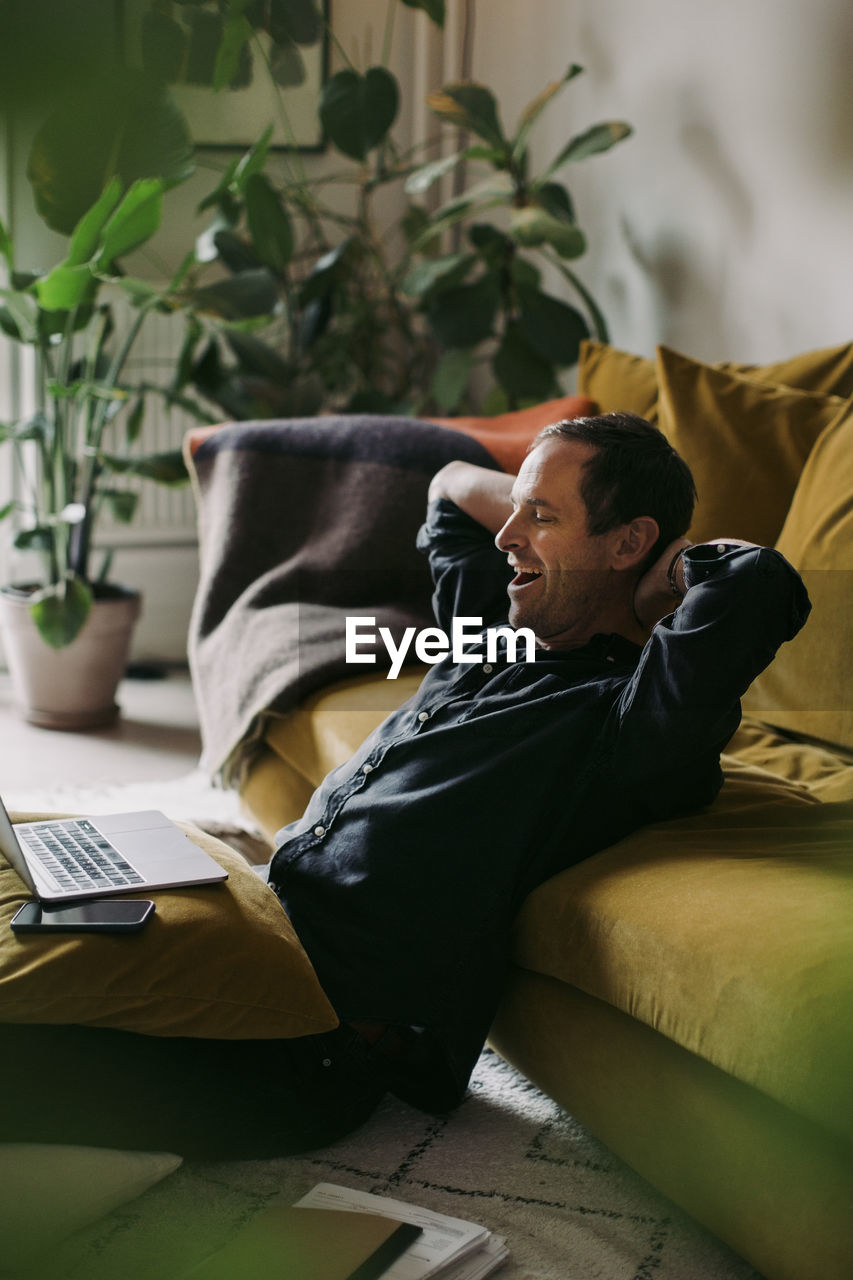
121,0,329,153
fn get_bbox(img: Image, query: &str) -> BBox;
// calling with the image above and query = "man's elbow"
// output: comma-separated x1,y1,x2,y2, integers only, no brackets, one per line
428,460,469,505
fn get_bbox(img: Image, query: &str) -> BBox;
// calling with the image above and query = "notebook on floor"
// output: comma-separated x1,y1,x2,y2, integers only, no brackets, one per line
0,797,227,903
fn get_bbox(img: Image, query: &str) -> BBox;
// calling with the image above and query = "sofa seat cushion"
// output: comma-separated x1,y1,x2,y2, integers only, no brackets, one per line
512,769,853,1144
726,715,853,803
1,814,338,1039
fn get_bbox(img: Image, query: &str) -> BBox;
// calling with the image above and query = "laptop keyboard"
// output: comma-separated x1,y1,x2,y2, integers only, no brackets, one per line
19,819,145,893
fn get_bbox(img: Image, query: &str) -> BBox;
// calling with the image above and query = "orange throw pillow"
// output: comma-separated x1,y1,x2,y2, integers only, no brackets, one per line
428,393,597,473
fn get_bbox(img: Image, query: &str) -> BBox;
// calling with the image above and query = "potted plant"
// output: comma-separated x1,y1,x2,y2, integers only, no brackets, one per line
0,81,202,728
135,0,631,418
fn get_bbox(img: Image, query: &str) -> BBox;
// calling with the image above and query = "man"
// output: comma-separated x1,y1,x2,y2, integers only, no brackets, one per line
1,413,810,1157
264,411,810,1124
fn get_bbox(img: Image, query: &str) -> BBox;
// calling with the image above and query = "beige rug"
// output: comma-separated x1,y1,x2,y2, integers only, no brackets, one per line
16,1050,763,1280
4,775,764,1280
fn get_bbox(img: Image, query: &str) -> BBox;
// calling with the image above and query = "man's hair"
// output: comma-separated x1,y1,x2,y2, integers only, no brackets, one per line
533,412,696,569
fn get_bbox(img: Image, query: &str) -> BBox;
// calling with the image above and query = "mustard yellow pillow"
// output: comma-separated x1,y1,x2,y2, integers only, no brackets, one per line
655,346,847,546
0,814,338,1038
743,408,853,752
577,339,853,422
576,340,658,421
720,343,853,398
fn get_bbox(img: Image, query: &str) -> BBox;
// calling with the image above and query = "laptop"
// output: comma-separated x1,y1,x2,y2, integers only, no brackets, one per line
0,797,227,903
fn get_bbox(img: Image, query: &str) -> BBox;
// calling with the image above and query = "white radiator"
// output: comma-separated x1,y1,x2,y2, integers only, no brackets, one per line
100,301,202,549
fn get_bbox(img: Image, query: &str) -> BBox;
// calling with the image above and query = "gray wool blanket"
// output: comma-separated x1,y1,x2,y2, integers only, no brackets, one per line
187,415,499,786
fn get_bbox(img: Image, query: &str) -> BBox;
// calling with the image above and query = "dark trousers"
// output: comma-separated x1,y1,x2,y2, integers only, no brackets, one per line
0,1021,388,1159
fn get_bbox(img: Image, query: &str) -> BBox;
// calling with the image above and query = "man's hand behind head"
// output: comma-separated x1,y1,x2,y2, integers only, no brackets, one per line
633,537,693,632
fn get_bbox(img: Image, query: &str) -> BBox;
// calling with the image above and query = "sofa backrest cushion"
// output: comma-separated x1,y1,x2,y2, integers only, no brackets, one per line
577,338,853,420
743,407,853,752
655,345,849,546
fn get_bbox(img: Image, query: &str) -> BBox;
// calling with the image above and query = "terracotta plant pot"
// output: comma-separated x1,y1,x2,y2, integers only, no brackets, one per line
0,585,142,730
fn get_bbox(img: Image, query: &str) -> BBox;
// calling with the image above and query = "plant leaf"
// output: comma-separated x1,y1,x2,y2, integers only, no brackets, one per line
63,178,123,268
426,273,500,348
0,289,39,342
14,526,54,552
398,0,446,25
533,181,576,225
431,347,475,411
100,450,189,486
0,214,12,270
493,321,558,402
141,11,188,84
35,264,97,312
412,175,514,250
298,239,353,304
125,396,146,444
404,149,475,196
426,83,507,153
511,65,583,165
244,173,294,273
320,67,400,162
27,72,193,235
516,285,589,367
233,125,275,194
266,0,324,46
96,179,165,270
29,576,93,649
213,14,254,92
269,39,306,88
190,269,279,319
401,252,475,298
102,489,140,523
224,330,291,381
0,499,14,522
542,121,632,181
509,207,586,259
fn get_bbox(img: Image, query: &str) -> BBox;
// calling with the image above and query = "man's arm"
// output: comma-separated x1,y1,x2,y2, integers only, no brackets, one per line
428,461,514,535
616,542,811,778
633,537,762,631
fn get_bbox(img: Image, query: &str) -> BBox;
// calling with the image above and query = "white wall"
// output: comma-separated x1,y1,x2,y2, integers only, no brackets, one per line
471,0,853,362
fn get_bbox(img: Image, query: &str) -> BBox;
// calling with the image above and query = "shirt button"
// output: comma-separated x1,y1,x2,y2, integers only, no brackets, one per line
482,663,493,674
362,763,374,774
417,711,429,722
313,825,325,838
716,543,727,553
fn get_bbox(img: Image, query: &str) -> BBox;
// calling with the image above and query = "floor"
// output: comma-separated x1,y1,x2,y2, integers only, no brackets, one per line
0,667,203,790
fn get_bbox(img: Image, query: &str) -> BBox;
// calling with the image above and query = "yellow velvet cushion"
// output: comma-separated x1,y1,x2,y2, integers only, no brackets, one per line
512,769,853,1145
576,341,659,421
0,814,338,1038
577,338,853,421
743,408,853,752
656,345,848,545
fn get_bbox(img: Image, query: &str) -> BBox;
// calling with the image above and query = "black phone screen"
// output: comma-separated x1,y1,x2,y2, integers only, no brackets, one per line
10,900,155,933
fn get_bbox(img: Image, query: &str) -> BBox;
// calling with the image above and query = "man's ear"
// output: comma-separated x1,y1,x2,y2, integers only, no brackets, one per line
610,517,660,570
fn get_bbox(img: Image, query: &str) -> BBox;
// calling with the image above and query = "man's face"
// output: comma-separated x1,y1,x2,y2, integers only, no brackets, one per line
494,437,622,648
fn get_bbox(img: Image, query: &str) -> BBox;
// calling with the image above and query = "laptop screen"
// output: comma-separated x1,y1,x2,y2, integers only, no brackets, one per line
0,797,39,896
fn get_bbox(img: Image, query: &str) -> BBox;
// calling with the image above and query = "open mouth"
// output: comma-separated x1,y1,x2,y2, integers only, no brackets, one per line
509,566,543,589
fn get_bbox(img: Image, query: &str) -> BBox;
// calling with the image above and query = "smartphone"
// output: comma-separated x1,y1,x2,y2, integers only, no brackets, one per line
10,899,155,934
